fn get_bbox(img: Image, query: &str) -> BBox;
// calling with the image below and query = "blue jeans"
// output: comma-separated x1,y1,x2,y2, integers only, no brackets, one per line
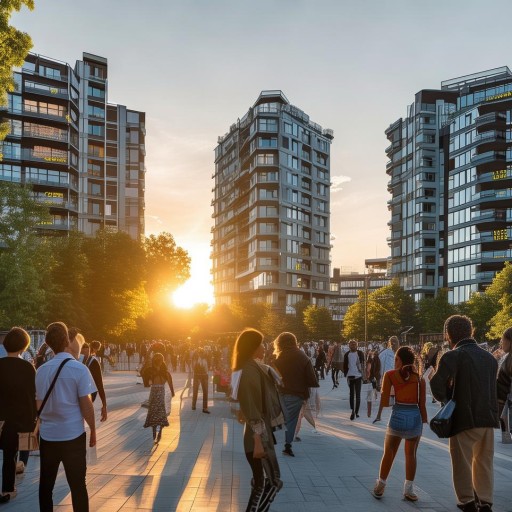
281,394,304,445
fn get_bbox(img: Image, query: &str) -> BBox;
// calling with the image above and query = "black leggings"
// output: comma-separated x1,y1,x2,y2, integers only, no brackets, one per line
348,377,362,414
331,367,341,386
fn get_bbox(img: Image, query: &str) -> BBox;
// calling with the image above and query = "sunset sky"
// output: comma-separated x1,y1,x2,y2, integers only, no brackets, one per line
12,0,512,304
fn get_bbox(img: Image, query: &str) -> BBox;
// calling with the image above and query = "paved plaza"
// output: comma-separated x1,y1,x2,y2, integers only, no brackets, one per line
2,370,511,512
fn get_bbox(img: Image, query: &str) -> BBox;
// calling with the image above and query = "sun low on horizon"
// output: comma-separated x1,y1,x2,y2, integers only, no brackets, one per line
171,278,214,309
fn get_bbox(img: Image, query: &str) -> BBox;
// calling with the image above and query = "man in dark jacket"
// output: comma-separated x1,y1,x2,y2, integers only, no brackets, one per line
430,315,499,512
273,332,318,457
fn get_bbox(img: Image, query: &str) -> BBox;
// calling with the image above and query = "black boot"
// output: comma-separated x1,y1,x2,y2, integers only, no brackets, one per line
245,485,265,512
457,502,478,512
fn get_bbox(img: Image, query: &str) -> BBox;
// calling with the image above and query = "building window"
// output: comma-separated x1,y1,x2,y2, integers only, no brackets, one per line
0,164,21,182
259,118,277,132
88,144,104,158
39,65,61,80
88,124,104,137
87,86,105,98
87,105,105,119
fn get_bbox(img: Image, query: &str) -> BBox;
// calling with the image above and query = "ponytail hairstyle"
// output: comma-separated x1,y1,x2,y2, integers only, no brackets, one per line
396,346,419,381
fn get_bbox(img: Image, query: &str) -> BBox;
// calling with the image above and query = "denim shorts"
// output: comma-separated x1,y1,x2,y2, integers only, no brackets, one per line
387,404,422,439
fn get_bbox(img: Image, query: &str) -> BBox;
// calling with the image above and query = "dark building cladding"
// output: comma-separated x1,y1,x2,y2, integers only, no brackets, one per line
0,52,146,241
386,67,512,304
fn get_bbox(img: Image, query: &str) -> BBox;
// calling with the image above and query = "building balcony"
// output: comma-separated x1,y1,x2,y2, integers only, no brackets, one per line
479,169,512,183
473,188,512,206
481,249,512,263
35,222,71,231
24,82,69,100
24,176,77,190
21,106,69,124
476,270,497,281
21,149,68,165
475,112,506,131
472,151,506,171
471,208,508,224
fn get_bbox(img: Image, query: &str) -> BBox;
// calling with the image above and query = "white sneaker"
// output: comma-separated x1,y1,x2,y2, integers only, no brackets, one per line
312,428,319,434
15,462,24,475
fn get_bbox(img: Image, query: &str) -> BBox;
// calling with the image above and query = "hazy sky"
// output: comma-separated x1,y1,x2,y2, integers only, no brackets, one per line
12,0,512,302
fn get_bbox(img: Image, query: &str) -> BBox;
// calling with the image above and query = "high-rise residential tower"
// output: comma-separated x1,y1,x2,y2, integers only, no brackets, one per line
386,67,512,304
0,52,145,240
212,91,334,312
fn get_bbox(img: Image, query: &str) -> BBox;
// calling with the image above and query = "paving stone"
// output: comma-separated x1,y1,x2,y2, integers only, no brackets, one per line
1,370,510,511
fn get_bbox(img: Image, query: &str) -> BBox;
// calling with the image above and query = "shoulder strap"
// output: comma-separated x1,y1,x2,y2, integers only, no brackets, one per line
38,358,72,417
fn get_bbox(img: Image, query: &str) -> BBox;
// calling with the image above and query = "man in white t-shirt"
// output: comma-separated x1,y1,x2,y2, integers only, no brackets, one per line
36,323,97,512
379,336,399,378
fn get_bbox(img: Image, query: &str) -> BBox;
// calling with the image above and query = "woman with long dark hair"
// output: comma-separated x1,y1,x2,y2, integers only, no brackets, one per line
143,352,174,443
372,346,427,502
497,327,512,444
232,328,283,512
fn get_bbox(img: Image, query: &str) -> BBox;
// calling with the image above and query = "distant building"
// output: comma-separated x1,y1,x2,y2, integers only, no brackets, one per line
0,52,146,240
386,66,512,304
330,258,392,322
211,91,334,312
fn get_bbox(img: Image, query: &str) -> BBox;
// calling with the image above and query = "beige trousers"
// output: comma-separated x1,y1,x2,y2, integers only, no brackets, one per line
449,427,494,506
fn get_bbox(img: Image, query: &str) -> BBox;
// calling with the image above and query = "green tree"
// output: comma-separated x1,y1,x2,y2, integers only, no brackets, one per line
342,279,416,340
0,182,51,328
144,232,191,300
83,229,148,341
44,233,92,330
484,262,512,341
260,307,292,339
229,299,268,331
417,288,456,333
303,305,338,341
458,292,498,341
487,294,512,341
0,0,34,140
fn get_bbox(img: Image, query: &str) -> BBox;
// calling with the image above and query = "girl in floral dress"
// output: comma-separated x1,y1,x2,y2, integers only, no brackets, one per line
143,353,175,443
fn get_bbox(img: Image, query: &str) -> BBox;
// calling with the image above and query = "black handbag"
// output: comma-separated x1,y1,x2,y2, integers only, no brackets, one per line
430,376,456,438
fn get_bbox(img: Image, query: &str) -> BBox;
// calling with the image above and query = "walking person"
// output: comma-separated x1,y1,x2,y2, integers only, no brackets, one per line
343,340,365,420
364,349,381,418
143,352,175,443
328,341,343,389
192,348,210,413
0,327,37,504
315,346,327,380
231,328,283,511
80,340,108,422
430,315,499,512
372,346,427,501
273,332,318,457
497,327,512,444
36,322,97,512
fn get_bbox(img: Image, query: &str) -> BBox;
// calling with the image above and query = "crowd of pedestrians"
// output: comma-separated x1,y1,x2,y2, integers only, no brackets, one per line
0,314,511,511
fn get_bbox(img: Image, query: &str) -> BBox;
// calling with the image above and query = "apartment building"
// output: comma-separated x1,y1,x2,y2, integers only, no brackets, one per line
386,67,512,304
212,90,334,312
0,52,145,240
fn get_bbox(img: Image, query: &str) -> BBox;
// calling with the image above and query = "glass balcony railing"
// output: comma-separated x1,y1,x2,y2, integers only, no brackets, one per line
481,249,512,261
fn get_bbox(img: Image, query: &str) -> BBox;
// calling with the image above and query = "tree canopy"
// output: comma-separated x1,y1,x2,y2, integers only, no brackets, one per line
0,0,34,140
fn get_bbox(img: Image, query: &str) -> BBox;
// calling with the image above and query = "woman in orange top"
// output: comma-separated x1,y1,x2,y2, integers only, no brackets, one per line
372,346,427,502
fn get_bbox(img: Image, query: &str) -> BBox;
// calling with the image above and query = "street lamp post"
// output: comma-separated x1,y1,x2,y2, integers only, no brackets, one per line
364,275,369,344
